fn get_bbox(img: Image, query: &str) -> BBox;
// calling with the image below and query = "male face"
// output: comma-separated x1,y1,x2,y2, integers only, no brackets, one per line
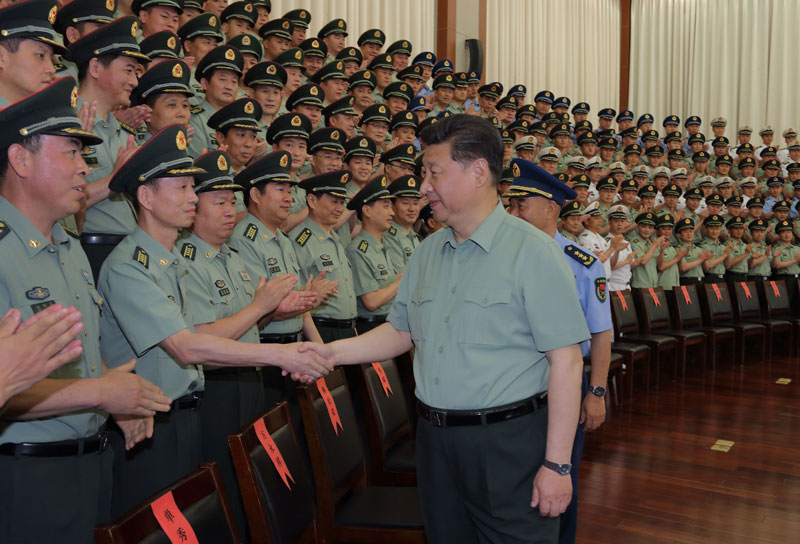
252,84,282,116
362,120,388,144
148,93,191,133
350,85,373,110
241,53,258,75
750,229,765,243
384,161,414,182
183,36,217,66
302,55,323,76
282,66,303,94
223,18,253,41
359,43,381,64
139,6,180,37
363,198,394,230
534,100,549,116
392,126,415,145
201,69,239,108
342,60,359,77
308,192,345,227
727,226,743,241
373,67,393,90
0,40,56,101
345,156,373,184
453,86,467,103
290,26,306,47
539,159,558,174
384,96,408,117
433,86,453,107
180,6,203,27
251,180,292,223
320,78,346,103
94,55,140,108
203,0,227,16
420,141,482,226
293,104,322,129
255,6,269,28
561,215,583,235
705,225,721,239
263,35,290,59
637,223,654,239
323,33,346,57
328,113,357,139
141,176,199,229
310,149,343,174
392,196,420,227
275,137,307,173
216,128,257,168
392,53,409,72
609,217,628,235
194,189,238,244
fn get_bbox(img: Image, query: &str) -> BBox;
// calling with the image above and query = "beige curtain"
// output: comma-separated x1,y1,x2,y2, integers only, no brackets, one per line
265,0,436,57
629,0,798,144
485,0,621,126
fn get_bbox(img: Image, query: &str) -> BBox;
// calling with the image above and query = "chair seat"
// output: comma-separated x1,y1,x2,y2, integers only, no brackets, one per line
384,439,416,472
609,351,624,369
336,486,424,529
658,329,706,341
621,333,679,346
717,321,765,332
611,342,650,356
744,318,792,329
693,325,736,336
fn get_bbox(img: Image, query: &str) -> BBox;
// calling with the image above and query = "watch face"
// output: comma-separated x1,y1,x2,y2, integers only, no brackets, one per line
590,385,606,397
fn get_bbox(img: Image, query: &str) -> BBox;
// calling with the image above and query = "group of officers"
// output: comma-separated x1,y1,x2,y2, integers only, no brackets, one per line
0,0,797,543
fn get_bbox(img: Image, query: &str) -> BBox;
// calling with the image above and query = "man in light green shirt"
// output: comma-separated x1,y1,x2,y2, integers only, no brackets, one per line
384,174,422,274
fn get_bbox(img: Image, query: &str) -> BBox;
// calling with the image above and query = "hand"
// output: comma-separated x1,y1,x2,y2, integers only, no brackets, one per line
77,100,96,133
272,342,334,379
773,248,782,258
678,246,690,258
0,305,84,405
580,394,606,432
111,135,138,174
185,124,195,143
113,414,154,450
254,137,268,158
182,55,195,68
531,465,572,517
97,360,172,416
745,243,754,253
113,104,151,128
253,274,297,314
306,272,339,307
724,243,734,255
276,290,316,313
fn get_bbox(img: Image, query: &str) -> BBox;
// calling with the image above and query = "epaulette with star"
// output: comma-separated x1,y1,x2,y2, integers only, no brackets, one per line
244,223,258,241
295,228,312,246
564,244,595,268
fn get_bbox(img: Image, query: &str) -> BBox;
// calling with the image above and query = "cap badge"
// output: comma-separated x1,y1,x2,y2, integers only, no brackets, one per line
131,21,138,36
266,64,276,74
407,146,414,153
408,178,416,187
70,86,78,110
244,101,255,114
176,130,187,150
512,163,521,177
359,138,368,147
378,105,386,113
300,10,307,19
217,154,228,170
48,5,57,24
364,71,371,78
400,84,407,91
106,0,114,11
244,3,252,11
208,16,216,26
242,35,250,45
167,36,177,49
406,112,413,119
340,173,348,183
282,21,289,29
402,41,408,48
312,40,319,47
380,176,387,187
309,85,318,95
290,115,302,127
374,30,380,37
225,48,236,60
338,20,344,27
426,53,432,59
331,130,339,140
172,62,183,78
279,153,289,167
294,49,301,59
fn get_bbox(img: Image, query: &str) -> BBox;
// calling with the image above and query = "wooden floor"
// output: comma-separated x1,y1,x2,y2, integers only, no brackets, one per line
577,352,800,544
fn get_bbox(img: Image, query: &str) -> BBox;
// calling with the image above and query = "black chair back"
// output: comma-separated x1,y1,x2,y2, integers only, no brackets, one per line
610,289,639,335
731,281,761,320
636,287,671,332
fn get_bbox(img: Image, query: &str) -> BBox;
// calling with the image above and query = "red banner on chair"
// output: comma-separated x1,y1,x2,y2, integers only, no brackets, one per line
150,491,199,544
680,286,692,305
616,290,628,310
316,379,343,435
371,362,393,397
741,282,751,298
770,281,781,297
711,283,722,301
253,417,295,490
648,288,661,306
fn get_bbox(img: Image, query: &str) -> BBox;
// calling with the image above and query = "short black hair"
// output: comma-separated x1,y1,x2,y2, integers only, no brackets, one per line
76,54,117,82
0,135,44,187
419,114,502,184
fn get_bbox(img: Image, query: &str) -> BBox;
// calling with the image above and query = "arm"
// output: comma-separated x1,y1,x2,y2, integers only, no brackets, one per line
703,246,729,270
725,244,753,268
359,277,402,312
658,247,688,271
748,246,770,268
322,322,413,365
581,330,611,432
771,248,800,269
84,135,139,208
679,250,708,272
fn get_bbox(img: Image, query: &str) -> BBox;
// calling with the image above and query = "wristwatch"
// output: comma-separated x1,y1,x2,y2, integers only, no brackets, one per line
588,385,606,398
542,459,572,476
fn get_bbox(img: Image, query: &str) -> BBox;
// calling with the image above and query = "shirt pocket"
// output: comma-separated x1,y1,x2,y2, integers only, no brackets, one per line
409,285,436,342
457,287,513,345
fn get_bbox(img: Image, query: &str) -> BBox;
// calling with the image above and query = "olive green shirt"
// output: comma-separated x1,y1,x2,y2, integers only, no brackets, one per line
383,220,421,274
177,232,260,347
657,244,680,289
188,99,218,159
701,237,727,275
228,213,304,334
774,241,800,274
335,181,362,242
629,235,659,288
727,238,749,274
748,240,772,276
289,216,357,320
387,203,590,409
346,230,397,317
679,242,705,280
98,227,205,400
0,197,106,442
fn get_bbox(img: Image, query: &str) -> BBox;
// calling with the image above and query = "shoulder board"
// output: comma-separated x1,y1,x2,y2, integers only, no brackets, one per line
358,240,369,253
191,106,205,115
119,121,137,135
62,225,80,239
54,63,67,72
388,226,397,236
244,223,258,241
0,219,9,242
295,227,312,246
133,246,149,269
228,246,238,253
181,243,196,261
564,244,596,268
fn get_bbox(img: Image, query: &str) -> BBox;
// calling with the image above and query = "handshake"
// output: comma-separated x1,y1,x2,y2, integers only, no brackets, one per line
274,342,337,383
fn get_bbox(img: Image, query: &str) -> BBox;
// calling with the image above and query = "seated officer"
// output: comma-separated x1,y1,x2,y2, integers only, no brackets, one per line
336,45,363,78
181,150,312,537
310,59,348,106
308,127,346,176
220,1,257,42
319,18,348,61
259,18,293,61
130,58,194,144
384,175,422,274
771,220,800,302
390,110,418,146
300,37,327,79
291,171,359,342
724,216,752,283
265,112,312,230
357,28,386,68
133,0,181,39
381,142,417,182
346,175,402,334
187,44,244,158
286,82,325,131
208,97,266,174
429,73,455,116
99,126,332,516
348,68,376,114
367,53,395,103
245,60,288,129
323,95,360,139
0,77,170,543
383,80,415,116
0,0,66,107
54,0,116,80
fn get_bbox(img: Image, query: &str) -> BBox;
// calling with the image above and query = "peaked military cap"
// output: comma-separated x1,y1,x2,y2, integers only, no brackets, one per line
131,0,183,14
638,185,657,198
498,168,515,185
347,175,392,210
208,98,262,133
631,165,649,177
467,71,481,82
598,108,616,119
661,184,681,197
266,112,311,144
359,103,391,126
570,174,590,189
380,144,417,166
711,137,730,147
688,133,706,144
416,116,439,136
692,151,710,161
388,174,422,197
478,83,502,98
432,59,454,76
667,148,686,160
178,12,223,41
670,168,687,179
558,201,583,218
383,81,414,102
336,46,362,64
300,37,327,58
349,69,376,89
634,211,656,226
183,0,202,10
235,150,293,186
645,146,664,157
514,135,537,151
195,44,243,80
139,31,182,60
131,59,192,105
409,96,428,111
552,96,570,109
616,110,634,122
386,39,413,56
516,104,537,119
323,96,358,118
759,125,774,136
595,177,616,191
228,33,263,59
537,146,561,161
607,204,630,220
397,65,423,81
453,72,469,88
624,144,643,155
529,121,547,135
110,124,202,195
674,218,694,232
54,0,115,37
597,137,616,150
286,83,324,110
766,176,784,187
725,216,745,229
577,131,597,145
664,131,683,144
344,136,376,160
193,150,243,193
684,188,703,200
738,176,757,187
283,8,310,28
773,200,791,212
357,28,386,47
619,179,638,193
725,195,743,207
412,51,436,66
0,0,67,55
534,90,554,104
244,60,286,88
763,159,781,169
508,84,527,97
274,47,304,71
702,214,723,227
549,123,571,138
715,154,733,166
310,60,346,83
308,127,345,154
318,18,347,38
368,53,394,71
251,0,270,11
696,175,714,187
500,129,513,144
572,102,590,114
681,115,701,127
221,1,257,26
496,95,518,110
641,129,660,141
507,119,530,134
299,170,350,198
662,115,680,127
705,194,724,206
258,18,293,40
637,113,654,126
68,16,149,66
748,219,768,231
746,197,764,209
619,127,638,139
508,158,576,205
390,110,418,131
761,146,778,157
783,127,798,138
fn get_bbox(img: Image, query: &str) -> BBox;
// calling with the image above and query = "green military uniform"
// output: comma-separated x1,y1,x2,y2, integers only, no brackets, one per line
748,239,772,278
384,221,421,274
773,241,800,274
629,235,659,288
726,238,750,275
657,242,680,289
188,99,219,158
347,230,398,317
679,241,705,283
701,237,727,279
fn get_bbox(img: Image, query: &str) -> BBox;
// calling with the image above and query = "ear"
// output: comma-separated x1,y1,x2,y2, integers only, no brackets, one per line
248,186,262,205
88,57,102,80
215,131,225,145
470,157,491,190
137,183,155,213
306,192,318,208
6,143,34,179
200,77,210,92
65,27,81,45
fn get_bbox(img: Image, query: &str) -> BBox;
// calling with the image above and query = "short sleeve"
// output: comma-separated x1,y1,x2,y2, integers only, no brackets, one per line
579,263,613,334
347,248,379,296
387,257,413,332
100,263,189,356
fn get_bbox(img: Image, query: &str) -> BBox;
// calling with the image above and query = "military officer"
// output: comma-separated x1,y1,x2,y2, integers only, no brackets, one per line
318,18,348,62
245,60,288,130
747,219,772,281
129,58,194,145
771,220,800,302
367,52,395,103
265,112,312,230
384,175,422,274
53,0,116,80
700,214,730,283
357,28,386,68
220,1,257,42
291,171,359,342
177,12,224,100
629,212,663,288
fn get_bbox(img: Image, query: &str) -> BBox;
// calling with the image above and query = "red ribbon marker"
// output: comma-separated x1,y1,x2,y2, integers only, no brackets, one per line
648,288,661,306
150,491,199,544
711,283,722,301
371,362,393,397
253,417,295,490
616,291,628,310
741,282,751,299
680,286,691,305
770,281,781,297
316,378,343,435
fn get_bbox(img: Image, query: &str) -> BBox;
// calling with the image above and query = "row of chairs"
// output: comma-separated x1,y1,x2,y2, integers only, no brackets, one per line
95,361,424,544
607,279,800,399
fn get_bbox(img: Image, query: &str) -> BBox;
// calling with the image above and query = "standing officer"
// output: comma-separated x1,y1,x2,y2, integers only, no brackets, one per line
506,158,612,544
304,115,589,543
290,170,359,342
384,174,422,274
0,77,171,543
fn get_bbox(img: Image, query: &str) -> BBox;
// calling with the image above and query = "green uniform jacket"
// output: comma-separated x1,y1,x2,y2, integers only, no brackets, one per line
701,237,727,275
774,241,800,274
679,242,705,280
657,244,680,290
0,198,106,442
748,240,772,276
629,235,659,288
727,239,749,274
383,220,421,274
188,99,218,159
346,230,398,317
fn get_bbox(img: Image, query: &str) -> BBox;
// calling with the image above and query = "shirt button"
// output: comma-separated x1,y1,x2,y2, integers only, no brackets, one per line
84,329,88,337
434,378,439,385
457,258,465,264
450,286,456,294
90,365,96,373
444,315,450,323
438,346,443,354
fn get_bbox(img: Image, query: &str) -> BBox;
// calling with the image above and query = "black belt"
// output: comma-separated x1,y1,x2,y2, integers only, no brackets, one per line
80,233,126,245
206,366,261,377
725,272,748,279
259,331,302,344
705,274,725,281
774,273,799,279
313,316,357,329
357,315,387,324
748,275,771,281
0,430,109,457
680,277,703,285
417,395,547,428
167,391,204,412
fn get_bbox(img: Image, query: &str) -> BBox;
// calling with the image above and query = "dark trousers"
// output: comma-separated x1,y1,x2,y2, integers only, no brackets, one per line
315,323,357,343
680,276,703,285
703,274,725,284
559,372,590,544
199,368,265,541
416,406,558,544
110,407,202,518
355,317,386,335
0,447,113,543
